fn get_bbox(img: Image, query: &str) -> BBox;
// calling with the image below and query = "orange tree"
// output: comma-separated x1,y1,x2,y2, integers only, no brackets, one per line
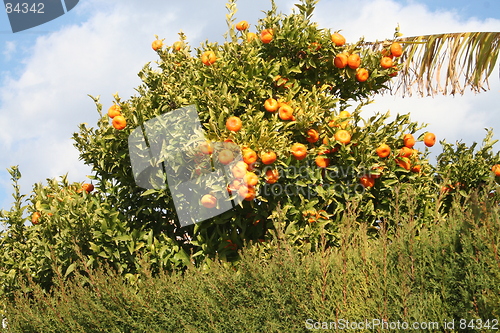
2,0,499,294
71,0,443,263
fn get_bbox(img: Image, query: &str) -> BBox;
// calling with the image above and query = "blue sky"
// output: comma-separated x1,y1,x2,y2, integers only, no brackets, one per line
0,0,499,211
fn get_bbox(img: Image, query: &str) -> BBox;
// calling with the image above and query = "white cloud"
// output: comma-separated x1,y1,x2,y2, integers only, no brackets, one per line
0,0,499,209
2,41,16,61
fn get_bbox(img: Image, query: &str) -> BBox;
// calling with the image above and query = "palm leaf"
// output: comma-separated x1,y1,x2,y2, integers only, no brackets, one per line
372,32,500,97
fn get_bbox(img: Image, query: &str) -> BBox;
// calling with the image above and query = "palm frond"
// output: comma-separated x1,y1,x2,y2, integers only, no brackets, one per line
375,32,500,97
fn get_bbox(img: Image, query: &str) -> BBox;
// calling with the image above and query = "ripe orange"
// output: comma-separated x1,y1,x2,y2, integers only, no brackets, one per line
201,194,217,208
278,104,294,121
243,172,259,187
330,33,346,46
82,183,94,193
232,161,248,179
226,116,242,132
339,110,351,118
380,56,393,69
246,32,257,42
347,54,361,69
228,179,243,194
423,132,436,147
492,164,500,176
390,42,403,57
31,212,41,225
306,129,319,143
172,41,183,51
261,151,277,165
107,104,122,118
218,149,234,165
315,156,330,168
264,98,279,112
199,141,213,155
389,66,399,77
265,169,279,184
291,143,307,160
236,20,249,31
201,50,217,66
243,148,258,165
403,133,416,148
112,115,127,130
411,165,421,173
396,158,411,171
359,175,375,188
334,130,351,144
399,146,413,158
355,68,369,82
238,185,256,201
152,39,163,51
260,29,273,44
334,54,348,69
376,144,391,158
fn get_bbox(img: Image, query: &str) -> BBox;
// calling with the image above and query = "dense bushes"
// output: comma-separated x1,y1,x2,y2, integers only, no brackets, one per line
2,190,499,332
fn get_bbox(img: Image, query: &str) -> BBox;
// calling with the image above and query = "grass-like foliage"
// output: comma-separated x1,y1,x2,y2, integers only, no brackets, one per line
2,189,499,332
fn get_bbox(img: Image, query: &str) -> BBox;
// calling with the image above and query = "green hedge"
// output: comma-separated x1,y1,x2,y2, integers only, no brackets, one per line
2,191,500,332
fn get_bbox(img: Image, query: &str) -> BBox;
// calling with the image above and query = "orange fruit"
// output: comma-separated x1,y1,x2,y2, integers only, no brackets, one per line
403,134,416,148
492,164,500,176
396,158,411,170
232,161,248,179
334,54,348,68
201,50,217,66
238,185,256,201
347,54,361,69
236,20,249,31
243,148,258,165
152,39,163,51
291,143,307,160
261,151,277,165
359,175,375,188
199,141,213,155
201,194,217,208
172,41,183,51
315,156,330,168
334,130,351,144
278,104,294,121
411,165,421,173
112,116,127,130
226,116,242,132
355,68,369,82
399,146,413,158
390,42,403,57
243,172,259,187
227,179,243,194
389,66,398,77
339,111,351,118
376,144,391,158
265,169,279,184
381,48,394,59
246,32,257,42
31,212,41,225
423,132,436,147
380,56,393,69
218,149,234,165
306,129,319,143
330,33,346,46
82,183,94,193
260,29,273,44
264,98,279,112
107,104,122,118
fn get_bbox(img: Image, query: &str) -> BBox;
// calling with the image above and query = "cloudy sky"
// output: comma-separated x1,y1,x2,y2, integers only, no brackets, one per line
0,0,499,211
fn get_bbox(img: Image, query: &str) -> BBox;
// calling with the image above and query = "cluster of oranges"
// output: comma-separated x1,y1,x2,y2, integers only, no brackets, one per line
31,183,94,225
107,104,127,130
